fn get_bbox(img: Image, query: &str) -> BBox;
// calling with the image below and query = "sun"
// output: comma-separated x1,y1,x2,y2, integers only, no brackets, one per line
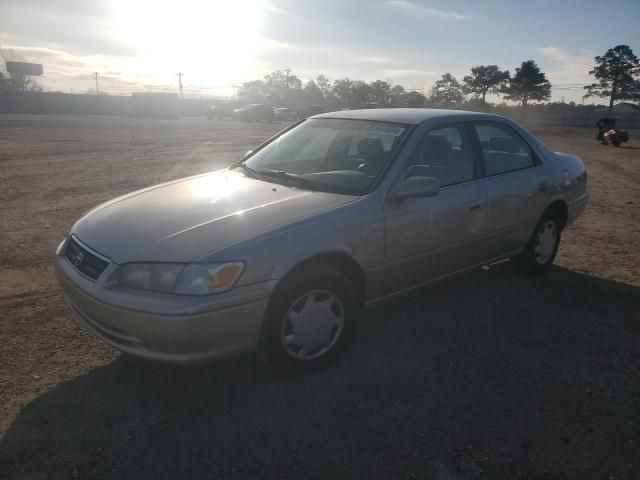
110,0,266,89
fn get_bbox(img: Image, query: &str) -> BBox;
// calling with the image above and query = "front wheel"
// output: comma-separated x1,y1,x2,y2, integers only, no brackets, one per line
259,264,359,374
513,210,562,274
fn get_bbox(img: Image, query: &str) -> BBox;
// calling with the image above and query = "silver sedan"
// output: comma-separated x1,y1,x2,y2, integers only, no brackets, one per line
55,109,588,374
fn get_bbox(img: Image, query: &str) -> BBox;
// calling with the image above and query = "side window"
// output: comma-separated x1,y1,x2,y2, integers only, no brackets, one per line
405,125,474,187
473,123,534,176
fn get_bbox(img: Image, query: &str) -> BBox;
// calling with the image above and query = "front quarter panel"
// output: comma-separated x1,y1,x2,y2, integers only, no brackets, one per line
197,192,386,300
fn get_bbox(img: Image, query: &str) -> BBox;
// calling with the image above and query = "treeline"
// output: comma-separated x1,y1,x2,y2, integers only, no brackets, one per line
236,61,551,110
238,45,640,114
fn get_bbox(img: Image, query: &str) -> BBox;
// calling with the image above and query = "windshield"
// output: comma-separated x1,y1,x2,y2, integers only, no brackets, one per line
240,118,408,195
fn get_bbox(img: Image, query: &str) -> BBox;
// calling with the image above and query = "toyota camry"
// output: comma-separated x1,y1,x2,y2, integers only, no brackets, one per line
55,109,588,374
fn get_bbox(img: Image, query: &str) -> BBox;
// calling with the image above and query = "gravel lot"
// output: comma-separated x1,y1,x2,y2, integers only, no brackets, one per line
1,114,639,479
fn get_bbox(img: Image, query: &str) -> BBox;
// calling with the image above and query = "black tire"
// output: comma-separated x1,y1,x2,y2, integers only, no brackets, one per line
259,263,359,375
513,209,563,274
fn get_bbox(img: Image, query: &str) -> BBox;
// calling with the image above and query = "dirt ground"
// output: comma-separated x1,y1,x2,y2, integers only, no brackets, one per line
1,114,639,479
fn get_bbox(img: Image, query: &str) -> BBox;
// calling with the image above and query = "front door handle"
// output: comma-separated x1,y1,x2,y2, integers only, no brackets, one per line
469,200,486,210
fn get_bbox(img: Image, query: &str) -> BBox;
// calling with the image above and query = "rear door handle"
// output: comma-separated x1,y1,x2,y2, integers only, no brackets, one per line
469,200,486,210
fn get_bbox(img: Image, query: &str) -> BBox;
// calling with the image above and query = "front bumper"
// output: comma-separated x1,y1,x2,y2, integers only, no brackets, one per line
55,250,274,363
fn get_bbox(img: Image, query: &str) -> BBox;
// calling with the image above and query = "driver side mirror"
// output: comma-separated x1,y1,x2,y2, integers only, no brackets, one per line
388,176,440,200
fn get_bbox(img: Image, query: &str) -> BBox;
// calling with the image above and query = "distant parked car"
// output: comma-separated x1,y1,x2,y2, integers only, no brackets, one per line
274,107,295,121
297,105,325,120
233,104,274,122
56,108,588,374
207,104,234,120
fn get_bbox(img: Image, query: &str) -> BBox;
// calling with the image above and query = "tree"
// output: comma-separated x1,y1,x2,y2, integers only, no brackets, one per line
462,65,510,104
316,74,331,97
351,80,373,106
303,80,324,105
430,73,465,106
369,80,392,104
404,90,426,107
263,70,302,105
391,84,406,96
584,45,640,114
390,84,407,107
237,79,266,103
503,60,551,108
332,78,354,106
0,70,8,91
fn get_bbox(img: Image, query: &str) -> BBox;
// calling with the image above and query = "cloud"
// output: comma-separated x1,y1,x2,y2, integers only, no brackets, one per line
0,3,135,57
385,0,470,20
0,44,159,94
538,46,594,85
382,68,437,79
264,2,309,22
362,57,395,65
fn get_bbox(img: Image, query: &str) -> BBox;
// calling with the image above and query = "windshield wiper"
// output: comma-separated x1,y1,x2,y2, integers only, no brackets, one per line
257,169,318,191
232,162,258,178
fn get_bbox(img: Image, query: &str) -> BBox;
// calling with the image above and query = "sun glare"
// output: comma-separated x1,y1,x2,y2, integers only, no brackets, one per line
110,0,265,88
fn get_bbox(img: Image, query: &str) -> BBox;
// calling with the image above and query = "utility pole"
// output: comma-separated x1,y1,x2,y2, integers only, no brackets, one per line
176,72,184,100
283,67,291,105
93,72,100,95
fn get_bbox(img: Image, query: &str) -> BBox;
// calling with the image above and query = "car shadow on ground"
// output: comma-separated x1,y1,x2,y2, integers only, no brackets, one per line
1,264,639,480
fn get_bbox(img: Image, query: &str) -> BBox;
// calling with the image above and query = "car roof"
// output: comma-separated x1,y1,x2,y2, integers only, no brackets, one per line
312,108,494,125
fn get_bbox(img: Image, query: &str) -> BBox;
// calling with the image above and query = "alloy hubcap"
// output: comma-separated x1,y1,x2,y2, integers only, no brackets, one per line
281,290,344,360
534,220,557,264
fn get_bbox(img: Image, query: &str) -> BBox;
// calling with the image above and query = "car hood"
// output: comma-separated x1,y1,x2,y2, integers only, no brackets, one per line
72,170,355,263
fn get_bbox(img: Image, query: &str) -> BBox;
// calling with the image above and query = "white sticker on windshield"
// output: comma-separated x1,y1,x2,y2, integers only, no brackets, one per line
364,124,405,136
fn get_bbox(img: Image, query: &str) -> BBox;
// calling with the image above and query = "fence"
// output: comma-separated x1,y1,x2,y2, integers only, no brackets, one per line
491,107,640,129
0,91,215,117
1,90,639,128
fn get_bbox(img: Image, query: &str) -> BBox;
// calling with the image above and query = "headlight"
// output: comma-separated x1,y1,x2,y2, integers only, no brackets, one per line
118,263,184,294
117,262,244,295
174,262,244,295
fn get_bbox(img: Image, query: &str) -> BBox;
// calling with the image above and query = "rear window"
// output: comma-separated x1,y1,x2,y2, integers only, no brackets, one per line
474,123,534,176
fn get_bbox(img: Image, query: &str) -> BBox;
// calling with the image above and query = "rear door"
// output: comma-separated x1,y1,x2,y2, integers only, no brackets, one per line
471,122,552,258
382,123,488,294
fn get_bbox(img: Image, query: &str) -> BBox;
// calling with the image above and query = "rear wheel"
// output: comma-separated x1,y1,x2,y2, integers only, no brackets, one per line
514,210,562,274
259,264,359,374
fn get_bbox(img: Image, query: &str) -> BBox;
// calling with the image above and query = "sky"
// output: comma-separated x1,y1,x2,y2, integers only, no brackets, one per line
1,0,638,103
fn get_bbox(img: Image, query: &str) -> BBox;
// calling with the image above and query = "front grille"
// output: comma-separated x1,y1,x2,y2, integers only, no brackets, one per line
64,236,109,280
